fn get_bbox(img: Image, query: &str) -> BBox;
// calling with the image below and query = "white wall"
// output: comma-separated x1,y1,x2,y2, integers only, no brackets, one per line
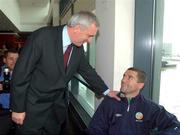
96,0,115,90
74,0,95,13
114,0,134,90
20,5,49,31
96,0,134,90
0,0,51,32
0,0,21,29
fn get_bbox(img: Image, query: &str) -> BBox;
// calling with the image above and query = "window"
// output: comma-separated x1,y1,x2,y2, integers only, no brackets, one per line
155,0,180,120
70,40,97,117
134,0,180,120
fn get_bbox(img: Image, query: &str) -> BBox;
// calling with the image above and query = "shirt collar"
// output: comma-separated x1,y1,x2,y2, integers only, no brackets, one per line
62,25,71,48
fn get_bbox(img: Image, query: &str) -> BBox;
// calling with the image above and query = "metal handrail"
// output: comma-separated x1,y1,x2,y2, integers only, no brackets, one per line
59,0,76,18
73,76,94,91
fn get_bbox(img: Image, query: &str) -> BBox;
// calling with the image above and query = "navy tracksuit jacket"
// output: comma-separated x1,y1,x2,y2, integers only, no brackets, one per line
87,94,180,135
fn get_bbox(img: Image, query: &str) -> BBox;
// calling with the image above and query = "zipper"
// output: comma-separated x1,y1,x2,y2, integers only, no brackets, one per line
127,104,130,112
127,98,131,112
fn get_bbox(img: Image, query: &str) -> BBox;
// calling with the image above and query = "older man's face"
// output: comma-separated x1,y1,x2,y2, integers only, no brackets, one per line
72,23,98,47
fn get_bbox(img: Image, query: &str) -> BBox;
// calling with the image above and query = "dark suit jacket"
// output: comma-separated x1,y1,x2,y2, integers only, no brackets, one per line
10,26,108,128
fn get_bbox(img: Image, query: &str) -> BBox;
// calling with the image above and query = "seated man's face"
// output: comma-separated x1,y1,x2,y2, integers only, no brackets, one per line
120,70,142,98
3,52,19,71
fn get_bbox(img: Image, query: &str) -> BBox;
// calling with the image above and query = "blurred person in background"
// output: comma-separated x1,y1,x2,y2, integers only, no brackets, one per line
0,47,19,135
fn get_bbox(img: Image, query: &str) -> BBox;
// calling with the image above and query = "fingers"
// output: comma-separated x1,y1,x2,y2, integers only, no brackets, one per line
108,90,121,101
113,95,121,101
12,118,23,125
0,83,3,91
12,112,25,125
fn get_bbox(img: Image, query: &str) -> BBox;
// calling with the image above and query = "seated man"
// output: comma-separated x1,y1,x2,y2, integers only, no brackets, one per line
87,67,180,135
0,48,19,135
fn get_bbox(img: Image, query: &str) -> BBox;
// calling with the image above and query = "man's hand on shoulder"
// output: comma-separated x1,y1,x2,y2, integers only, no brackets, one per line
107,90,121,101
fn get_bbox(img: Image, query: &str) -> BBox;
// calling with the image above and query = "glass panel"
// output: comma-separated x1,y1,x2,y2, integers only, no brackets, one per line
70,75,95,117
155,0,180,120
69,41,96,117
77,82,95,116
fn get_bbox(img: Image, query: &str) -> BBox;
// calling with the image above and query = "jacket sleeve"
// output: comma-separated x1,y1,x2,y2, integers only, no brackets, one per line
77,48,108,96
151,104,180,135
86,97,110,135
11,31,42,112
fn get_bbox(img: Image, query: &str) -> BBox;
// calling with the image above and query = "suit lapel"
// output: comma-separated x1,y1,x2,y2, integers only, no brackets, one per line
55,26,65,76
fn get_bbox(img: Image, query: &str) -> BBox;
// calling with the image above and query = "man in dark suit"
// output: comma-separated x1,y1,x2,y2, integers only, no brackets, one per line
11,11,120,135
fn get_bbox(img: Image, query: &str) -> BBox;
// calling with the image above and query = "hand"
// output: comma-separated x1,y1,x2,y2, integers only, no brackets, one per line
12,112,26,125
0,83,3,91
107,90,121,101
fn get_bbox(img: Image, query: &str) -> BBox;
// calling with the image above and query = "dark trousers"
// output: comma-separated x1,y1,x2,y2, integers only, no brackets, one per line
14,92,69,135
15,120,63,135
15,113,68,135
59,118,69,135
0,111,13,135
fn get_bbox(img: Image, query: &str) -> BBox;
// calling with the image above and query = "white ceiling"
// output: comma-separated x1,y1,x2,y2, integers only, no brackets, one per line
17,0,50,7
0,0,52,32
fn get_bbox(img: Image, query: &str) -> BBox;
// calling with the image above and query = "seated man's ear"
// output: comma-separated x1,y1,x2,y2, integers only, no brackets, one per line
138,83,145,90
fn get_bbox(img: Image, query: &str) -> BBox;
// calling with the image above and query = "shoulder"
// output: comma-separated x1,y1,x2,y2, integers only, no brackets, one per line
29,25,63,40
103,96,119,103
35,25,62,33
94,96,120,118
100,96,120,109
139,94,164,112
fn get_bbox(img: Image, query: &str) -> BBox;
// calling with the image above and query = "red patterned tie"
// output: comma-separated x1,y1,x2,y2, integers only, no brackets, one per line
64,44,73,70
